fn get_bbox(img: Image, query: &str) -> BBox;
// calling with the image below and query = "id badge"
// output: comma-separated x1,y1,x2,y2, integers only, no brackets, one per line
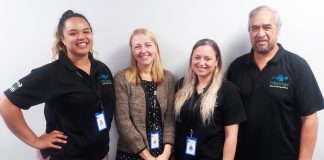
185,136,197,156
95,111,107,131
150,132,160,149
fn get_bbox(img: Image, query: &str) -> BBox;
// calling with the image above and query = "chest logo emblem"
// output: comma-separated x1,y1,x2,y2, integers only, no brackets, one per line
98,74,112,85
269,74,289,89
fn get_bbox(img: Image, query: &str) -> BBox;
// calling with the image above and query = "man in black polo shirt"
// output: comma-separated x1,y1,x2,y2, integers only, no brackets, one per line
227,5,324,160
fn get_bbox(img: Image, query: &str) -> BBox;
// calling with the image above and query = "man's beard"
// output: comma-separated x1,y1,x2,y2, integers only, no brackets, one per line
253,42,274,55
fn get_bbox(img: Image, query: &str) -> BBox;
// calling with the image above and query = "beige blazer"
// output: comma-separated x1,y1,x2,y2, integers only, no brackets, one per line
114,69,175,154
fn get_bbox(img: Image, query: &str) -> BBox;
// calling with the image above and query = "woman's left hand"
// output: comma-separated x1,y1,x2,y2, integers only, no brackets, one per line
156,153,169,160
156,144,172,160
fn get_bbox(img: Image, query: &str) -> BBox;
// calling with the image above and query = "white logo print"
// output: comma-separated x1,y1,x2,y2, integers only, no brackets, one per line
9,81,22,92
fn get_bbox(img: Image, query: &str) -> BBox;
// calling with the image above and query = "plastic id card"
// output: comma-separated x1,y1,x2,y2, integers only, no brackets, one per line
95,111,107,131
185,136,197,156
150,132,160,149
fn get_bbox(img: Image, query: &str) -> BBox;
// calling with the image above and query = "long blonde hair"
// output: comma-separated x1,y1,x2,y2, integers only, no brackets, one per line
175,39,224,126
125,28,164,84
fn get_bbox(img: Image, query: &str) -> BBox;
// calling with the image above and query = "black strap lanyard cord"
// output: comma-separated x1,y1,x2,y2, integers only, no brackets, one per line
75,70,103,112
188,92,202,137
138,75,158,108
139,76,162,132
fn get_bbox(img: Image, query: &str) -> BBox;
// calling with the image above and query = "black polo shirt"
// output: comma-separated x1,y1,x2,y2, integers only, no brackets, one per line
227,43,324,160
174,80,246,160
4,52,115,160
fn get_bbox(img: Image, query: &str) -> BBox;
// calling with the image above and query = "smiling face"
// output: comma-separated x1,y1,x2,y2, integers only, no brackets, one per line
249,8,280,54
191,45,218,81
130,34,158,69
61,17,93,59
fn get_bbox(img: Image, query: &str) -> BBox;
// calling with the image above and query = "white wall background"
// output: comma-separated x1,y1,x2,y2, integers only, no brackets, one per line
0,0,323,159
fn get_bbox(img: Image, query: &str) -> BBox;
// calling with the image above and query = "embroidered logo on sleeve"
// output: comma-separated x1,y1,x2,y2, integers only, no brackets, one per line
9,81,22,92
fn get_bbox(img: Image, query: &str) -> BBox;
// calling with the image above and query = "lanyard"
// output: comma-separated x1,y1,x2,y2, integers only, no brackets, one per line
139,77,161,132
75,70,103,111
187,92,202,137
139,75,158,109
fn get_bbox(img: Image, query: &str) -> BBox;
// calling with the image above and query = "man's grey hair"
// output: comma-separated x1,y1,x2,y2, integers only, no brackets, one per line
248,5,282,31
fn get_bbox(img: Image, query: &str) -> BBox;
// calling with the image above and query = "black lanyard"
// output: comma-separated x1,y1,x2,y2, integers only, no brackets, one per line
140,81,158,107
139,75,158,107
75,70,103,112
187,92,202,136
139,76,162,133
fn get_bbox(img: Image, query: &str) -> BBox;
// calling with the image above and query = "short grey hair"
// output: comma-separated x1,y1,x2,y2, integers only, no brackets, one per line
248,5,282,31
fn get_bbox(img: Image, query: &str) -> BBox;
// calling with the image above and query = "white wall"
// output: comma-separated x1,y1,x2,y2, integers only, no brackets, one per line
1,0,323,159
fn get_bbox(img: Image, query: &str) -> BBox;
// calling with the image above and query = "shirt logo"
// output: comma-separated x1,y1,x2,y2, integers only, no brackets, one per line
9,81,22,92
98,74,112,85
269,74,289,89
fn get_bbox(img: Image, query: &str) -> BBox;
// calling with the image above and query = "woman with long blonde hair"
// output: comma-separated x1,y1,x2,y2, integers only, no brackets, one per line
174,39,246,160
114,28,175,160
